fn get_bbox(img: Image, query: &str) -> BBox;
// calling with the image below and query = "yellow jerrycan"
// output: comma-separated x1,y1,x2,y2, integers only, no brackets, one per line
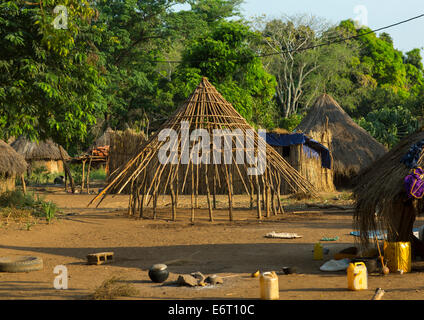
313,242,323,260
259,272,279,300
347,262,368,291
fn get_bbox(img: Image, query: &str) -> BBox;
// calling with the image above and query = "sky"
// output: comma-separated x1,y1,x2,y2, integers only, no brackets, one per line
173,0,424,55
240,0,424,55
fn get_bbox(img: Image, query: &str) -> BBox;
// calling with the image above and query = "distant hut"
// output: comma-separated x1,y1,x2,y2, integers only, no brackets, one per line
266,128,335,192
11,137,70,174
91,127,114,150
353,129,424,257
0,140,27,193
296,94,387,187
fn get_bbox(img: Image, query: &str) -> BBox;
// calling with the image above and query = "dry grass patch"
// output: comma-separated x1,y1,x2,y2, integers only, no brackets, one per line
92,276,139,300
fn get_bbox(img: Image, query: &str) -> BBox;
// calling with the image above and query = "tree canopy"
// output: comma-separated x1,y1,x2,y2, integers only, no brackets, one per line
1,1,423,153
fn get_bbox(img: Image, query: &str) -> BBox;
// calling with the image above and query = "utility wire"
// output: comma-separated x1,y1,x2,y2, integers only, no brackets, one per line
148,13,424,64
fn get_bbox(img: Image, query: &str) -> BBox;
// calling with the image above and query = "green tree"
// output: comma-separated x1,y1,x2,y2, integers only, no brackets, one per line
357,106,418,148
164,21,277,128
0,0,105,151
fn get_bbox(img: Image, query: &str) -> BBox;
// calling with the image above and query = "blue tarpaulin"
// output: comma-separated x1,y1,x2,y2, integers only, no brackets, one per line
265,132,332,169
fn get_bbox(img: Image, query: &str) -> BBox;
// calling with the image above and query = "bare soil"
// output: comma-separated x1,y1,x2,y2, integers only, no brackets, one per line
1,187,424,300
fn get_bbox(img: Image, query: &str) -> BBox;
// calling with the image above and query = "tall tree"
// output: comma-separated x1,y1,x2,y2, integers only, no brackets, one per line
0,0,105,151
164,20,277,128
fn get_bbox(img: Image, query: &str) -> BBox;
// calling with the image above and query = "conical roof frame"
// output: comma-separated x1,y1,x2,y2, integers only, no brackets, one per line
90,78,317,215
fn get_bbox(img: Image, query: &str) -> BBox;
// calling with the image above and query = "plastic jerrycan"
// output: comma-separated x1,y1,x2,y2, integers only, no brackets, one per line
259,272,279,300
347,262,368,290
313,242,323,260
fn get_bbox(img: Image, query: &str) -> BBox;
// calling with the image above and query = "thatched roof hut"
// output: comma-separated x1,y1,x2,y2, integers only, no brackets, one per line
296,94,387,186
0,139,27,192
90,77,318,222
353,129,424,255
266,129,335,192
11,137,70,174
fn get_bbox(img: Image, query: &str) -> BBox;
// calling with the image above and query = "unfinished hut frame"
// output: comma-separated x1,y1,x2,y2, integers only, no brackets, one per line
89,78,318,222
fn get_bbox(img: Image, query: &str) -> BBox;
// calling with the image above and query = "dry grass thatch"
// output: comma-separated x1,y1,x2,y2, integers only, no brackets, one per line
90,77,318,222
296,94,387,181
108,128,146,190
353,129,424,247
11,137,70,161
0,140,27,177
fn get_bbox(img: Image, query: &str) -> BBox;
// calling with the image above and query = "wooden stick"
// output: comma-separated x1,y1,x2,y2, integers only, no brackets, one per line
256,174,262,220
205,159,214,222
59,146,75,193
87,157,92,194
191,161,195,223
81,159,86,193
170,173,176,221
371,288,385,300
21,174,26,194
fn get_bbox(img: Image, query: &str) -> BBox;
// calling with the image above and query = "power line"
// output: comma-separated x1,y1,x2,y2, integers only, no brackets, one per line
148,13,424,64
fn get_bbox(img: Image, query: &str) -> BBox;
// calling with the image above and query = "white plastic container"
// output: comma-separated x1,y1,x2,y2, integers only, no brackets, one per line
259,272,279,300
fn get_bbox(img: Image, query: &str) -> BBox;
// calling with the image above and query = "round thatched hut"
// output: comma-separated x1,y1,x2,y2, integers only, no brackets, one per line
353,129,424,257
296,94,387,187
0,139,27,193
11,137,70,174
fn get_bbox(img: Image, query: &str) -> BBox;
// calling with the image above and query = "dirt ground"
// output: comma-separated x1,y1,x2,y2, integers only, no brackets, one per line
1,187,424,301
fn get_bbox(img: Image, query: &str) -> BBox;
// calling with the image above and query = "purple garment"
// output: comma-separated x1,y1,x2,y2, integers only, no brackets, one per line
404,167,424,199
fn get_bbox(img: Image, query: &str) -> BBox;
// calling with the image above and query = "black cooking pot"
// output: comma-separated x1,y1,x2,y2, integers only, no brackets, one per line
148,264,169,283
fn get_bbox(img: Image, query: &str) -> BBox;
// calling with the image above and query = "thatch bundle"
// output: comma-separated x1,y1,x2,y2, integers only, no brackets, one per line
90,77,318,222
353,129,424,250
296,94,387,186
0,139,27,192
108,128,146,188
11,137,70,173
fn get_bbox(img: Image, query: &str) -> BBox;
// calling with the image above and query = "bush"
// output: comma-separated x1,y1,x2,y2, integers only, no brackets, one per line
0,190,59,223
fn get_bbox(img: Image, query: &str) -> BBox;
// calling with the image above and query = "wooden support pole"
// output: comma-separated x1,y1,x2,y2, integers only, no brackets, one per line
265,173,270,218
153,179,158,220
21,174,26,194
212,170,217,210
249,176,254,210
191,162,195,223
205,164,214,222
59,147,74,194
255,174,262,220
175,167,179,208
87,157,92,194
139,171,147,218
81,160,86,193
228,165,233,221
170,177,176,221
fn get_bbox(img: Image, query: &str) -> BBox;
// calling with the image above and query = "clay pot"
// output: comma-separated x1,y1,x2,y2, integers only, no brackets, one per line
148,264,169,283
